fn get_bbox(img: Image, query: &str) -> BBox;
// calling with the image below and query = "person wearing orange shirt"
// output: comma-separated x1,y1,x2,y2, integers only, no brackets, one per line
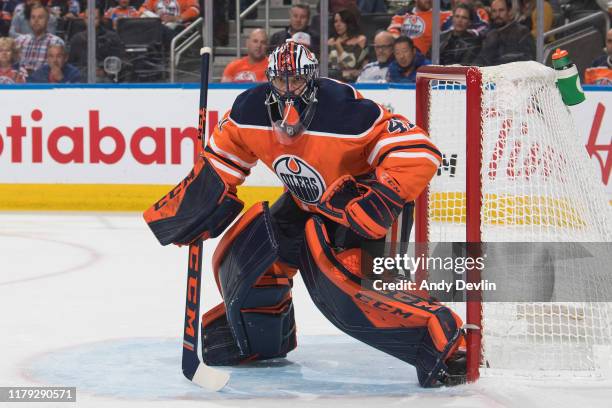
139,0,199,47
144,41,467,388
585,28,612,85
104,0,141,30
222,28,268,82
387,0,452,55
139,0,199,26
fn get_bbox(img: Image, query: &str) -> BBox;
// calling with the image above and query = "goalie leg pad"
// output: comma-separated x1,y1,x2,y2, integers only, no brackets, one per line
300,216,465,387
206,202,297,365
201,303,243,366
143,156,244,246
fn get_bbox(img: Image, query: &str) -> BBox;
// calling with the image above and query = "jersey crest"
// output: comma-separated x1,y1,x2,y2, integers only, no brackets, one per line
401,15,425,38
233,71,258,82
273,155,326,204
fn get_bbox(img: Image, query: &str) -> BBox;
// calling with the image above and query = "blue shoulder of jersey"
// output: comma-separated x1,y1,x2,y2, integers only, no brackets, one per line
309,78,382,135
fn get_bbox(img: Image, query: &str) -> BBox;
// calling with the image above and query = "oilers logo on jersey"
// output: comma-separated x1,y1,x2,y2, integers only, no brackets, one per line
273,155,326,204
401,15,425,38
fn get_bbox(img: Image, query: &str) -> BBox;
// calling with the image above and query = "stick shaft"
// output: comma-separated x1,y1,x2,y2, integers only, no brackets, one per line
183,48,211,382
182,241,204,379
197,48,211,148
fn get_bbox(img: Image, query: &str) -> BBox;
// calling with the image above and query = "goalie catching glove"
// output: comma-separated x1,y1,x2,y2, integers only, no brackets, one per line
317,171,405,239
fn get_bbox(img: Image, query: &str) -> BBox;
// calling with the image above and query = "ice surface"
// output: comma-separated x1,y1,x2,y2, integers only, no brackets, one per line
1,213,611,408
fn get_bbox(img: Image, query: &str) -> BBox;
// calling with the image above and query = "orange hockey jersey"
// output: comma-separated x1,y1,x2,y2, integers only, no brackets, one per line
221,56,268,83
203,78,441,212
585,67,612,85
388,9,452,55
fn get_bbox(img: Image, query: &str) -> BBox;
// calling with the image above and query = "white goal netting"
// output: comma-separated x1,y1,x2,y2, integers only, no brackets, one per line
421,61,612,378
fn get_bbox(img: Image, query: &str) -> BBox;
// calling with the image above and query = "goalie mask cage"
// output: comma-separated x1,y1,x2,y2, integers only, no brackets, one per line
414,62,612,382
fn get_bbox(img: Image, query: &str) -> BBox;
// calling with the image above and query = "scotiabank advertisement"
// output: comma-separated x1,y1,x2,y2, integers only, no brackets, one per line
0,85,609,198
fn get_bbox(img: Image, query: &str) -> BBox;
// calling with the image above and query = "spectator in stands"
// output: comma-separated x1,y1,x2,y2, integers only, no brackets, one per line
387,0,452,56
459,0,489,25
222,28,268,82
269,4,320,56
48,0,80,20
1,0,20,36
439,3,482,65
517,0,554,39
594,0,611,16
139,0,199,27
442,0,489,35
139,0,199,47
9,0,58,38
104,0,140,30
357,30,394,82
291,31,313,50
0,36,27,83
15,4,63,73
387,35,430,83
328,8,368,82
29,42,80,82
472,0,535,66
585,28,612,85
68,8,123,81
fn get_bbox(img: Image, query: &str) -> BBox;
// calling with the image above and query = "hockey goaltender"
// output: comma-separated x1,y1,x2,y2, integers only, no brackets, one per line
144,41,467,388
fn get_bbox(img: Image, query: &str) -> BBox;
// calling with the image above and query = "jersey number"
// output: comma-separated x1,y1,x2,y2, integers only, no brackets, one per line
387,118,415,134
218,118,229,131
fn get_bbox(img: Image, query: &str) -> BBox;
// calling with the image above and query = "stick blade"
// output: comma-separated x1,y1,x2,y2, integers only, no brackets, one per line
190,362,230,391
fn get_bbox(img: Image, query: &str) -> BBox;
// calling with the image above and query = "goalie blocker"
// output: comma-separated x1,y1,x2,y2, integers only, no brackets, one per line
143,155,244,246
200,194,467,387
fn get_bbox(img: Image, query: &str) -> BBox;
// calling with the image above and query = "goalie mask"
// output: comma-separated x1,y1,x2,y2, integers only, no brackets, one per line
265,40,319,144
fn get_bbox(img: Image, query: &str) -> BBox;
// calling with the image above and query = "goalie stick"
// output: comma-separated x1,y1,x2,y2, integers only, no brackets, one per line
182,47,230,391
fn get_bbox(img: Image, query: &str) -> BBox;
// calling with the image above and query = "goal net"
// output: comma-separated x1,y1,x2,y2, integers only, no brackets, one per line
414,62,612,381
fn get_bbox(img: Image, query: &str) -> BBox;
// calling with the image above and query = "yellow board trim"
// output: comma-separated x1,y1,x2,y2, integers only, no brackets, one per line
0,184,285,212
1,185,609,214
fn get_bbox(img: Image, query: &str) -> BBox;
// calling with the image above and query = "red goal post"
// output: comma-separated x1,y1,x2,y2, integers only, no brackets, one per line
413,62,612,382
415,66,484,382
